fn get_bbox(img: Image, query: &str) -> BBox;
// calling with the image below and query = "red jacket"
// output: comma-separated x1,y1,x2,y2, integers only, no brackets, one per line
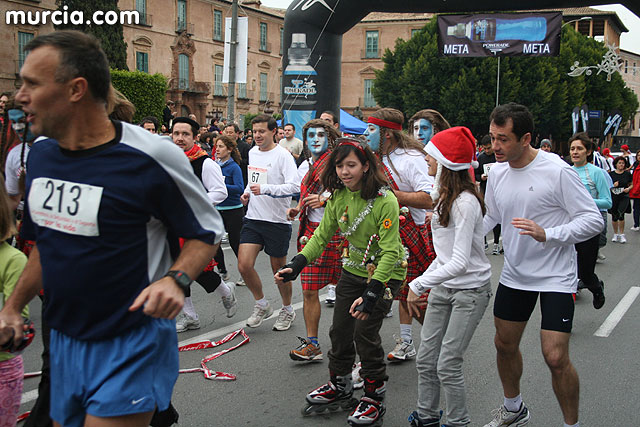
630,166,640,199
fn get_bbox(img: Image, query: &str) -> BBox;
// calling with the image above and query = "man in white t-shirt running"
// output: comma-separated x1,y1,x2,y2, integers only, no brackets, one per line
482,103,603,427
239,115,300,331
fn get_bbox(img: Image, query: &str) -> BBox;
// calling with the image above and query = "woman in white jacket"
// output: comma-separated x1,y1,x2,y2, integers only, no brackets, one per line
407,127,492,427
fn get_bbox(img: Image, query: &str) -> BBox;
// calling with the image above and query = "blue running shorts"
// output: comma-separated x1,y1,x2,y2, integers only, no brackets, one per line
50,318,178,427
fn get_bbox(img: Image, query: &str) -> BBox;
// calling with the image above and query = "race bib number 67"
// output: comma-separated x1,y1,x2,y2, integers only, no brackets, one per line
28,178,103,236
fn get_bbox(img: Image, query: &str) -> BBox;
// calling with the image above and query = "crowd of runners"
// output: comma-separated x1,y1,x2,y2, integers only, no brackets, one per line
0,30,638,427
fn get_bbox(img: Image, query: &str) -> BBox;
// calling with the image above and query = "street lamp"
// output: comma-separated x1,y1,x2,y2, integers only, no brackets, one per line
562,16,592,28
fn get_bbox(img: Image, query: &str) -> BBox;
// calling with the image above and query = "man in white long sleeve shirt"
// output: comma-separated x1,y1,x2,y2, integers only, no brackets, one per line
481,104,603,427
239,114,300,331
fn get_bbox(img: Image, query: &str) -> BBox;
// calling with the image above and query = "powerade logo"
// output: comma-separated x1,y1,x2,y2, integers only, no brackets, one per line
284,78,317,98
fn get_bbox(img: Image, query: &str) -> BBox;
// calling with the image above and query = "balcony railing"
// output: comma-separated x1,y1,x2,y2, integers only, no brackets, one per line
259,91,275,102
213,83,227,97
361,49,381,59
359,97,377,109
176,21,194,35
136,13,152,26
238,88,254,100
170,79,209,94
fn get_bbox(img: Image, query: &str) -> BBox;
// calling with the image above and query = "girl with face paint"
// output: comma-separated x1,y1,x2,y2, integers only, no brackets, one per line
408,109,451,146
364,108,437,363
286,119,341,362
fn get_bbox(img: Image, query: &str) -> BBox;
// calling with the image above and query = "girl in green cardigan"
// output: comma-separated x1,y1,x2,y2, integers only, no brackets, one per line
276,138,407,427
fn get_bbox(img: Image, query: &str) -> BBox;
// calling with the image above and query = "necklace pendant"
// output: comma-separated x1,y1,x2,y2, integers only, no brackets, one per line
342,246,350,258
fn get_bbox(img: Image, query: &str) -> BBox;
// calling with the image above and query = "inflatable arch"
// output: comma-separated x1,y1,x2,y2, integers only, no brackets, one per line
281,0,639,132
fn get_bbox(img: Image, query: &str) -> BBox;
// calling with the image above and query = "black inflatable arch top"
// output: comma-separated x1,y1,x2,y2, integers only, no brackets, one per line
281,0,640,131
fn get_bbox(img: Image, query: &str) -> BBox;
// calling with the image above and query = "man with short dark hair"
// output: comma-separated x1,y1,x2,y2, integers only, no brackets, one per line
320,110,340,130
238,114,299,331
139,116,159,134
482,103,603,427
224,123,250,187
276,126,285,143
0,30,223,427
279,123,303,160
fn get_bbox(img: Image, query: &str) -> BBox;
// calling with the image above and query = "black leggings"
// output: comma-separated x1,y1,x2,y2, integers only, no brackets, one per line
610,194,629,222
633,198,640,228
575,234,603,296
493,223,501,243
213,207,244,273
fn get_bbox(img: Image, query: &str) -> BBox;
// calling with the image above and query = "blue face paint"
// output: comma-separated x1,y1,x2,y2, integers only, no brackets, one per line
306,127,328,157
413,119,433,145
364,123,380,152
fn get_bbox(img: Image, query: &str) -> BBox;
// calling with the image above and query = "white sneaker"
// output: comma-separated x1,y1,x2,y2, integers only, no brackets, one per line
492,243,501,255
385,306,393,318
631,226,640,231
612,234,619,242
597,251,606,261
236,279,246,286
387,335,416,361
619,234,627,243
176,313,200,332
325,285,336,306
221,281,237,318
484,404,530,427
273,307,296,331
246,302,273,328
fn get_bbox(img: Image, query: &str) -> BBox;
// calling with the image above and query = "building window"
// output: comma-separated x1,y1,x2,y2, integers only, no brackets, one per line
364,79,375,108
179,54,189,89
18,31,34,70
411,29,421,38
260,22,268,51
177,0,187,32
365,30,379,58
136,52,148,73
213,10,223,41
214,64,224,96
238,82,247,99
260,72,268,101
280,27,284,54
135,0,149,25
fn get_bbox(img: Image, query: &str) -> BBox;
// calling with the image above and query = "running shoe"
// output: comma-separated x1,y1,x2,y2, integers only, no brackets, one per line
619,234,627,243
484,242,489,251
483,404,530,427
236,279,246,286
325,285,336,306
593,280,605,310
387,335,416,361
221,281,237,318
408,410,441,427
492,243,501,255
597,251,606,261
221,232,229,244
290,337,323,361
176,313,200,332
273,308,296,331
385,307,393,318
219,270,230,281
631,226,640,231
246,302,273,328
612,234,619,242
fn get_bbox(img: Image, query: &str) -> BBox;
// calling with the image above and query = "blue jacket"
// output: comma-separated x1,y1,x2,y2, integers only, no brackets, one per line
217,158,244,209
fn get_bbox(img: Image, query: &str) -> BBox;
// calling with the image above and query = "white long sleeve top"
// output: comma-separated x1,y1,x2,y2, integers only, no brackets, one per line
409,191,491,294
483,150,603,293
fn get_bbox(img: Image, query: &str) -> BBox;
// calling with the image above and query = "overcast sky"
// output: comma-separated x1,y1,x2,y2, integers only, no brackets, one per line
261,1,640,55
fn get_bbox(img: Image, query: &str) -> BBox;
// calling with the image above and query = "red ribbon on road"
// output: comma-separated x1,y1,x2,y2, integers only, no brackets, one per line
178,328,250,381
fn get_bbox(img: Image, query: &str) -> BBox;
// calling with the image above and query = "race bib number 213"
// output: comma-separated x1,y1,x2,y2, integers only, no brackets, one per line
28,178,103,236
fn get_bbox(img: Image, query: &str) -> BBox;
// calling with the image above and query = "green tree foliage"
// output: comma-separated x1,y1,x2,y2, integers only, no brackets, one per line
244,113,259,130
111,70,167,124
373,18,639,141
55,0,129,70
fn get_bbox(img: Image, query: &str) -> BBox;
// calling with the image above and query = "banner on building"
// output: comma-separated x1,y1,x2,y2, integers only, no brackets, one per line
438,12,562,57
223,17,248,83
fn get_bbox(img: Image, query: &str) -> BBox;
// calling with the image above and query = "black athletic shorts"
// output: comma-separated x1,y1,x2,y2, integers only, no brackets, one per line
239,217,292,258
493,283,575,333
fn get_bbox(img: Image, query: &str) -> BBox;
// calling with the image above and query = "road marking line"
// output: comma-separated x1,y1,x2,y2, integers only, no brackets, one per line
21,292,330,404
594,286,640,338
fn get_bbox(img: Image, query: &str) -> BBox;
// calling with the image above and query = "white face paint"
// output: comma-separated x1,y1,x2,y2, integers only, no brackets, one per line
413,119,433,145
306,127,328,157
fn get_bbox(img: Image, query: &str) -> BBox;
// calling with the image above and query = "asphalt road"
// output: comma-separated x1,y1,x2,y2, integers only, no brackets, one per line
16,221,640,426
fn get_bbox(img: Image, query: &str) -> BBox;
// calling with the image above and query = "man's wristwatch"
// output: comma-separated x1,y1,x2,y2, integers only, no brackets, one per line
165,270,192,295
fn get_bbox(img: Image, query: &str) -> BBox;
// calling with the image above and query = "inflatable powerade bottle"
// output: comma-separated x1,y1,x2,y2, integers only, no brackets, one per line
282,33,317,139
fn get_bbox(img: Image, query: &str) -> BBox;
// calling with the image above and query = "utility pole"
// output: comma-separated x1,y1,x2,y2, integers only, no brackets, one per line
227,0,238,122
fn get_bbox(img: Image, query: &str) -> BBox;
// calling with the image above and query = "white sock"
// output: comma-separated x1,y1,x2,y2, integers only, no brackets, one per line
215,279,231,298
256,298,269,308
183,297,198,319
503,395,523,412
283,305,294,313
564,423,579,427
400,324,412,343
